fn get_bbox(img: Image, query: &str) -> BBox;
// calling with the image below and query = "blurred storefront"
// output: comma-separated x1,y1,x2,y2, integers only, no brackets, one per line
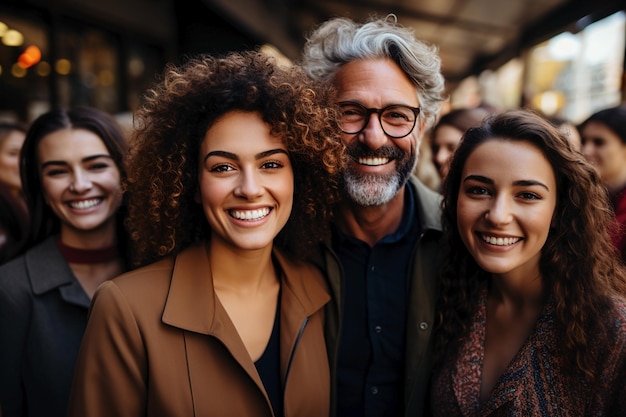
0,0,259,124
451,10,626,123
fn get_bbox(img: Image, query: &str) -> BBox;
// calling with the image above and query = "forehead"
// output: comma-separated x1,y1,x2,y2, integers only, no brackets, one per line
37,129,109,161
334,58,419,107
463,139,556,185
200,111,285,154
581,121,621,140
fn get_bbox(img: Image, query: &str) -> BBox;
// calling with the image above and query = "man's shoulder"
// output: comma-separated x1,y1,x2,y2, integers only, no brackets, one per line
408,175,442,231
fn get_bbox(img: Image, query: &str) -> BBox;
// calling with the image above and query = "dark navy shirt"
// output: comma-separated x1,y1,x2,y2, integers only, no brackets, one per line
334,184,421,417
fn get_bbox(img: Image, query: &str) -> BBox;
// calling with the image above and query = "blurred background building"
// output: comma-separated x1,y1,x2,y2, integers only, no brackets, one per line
0,0,624,124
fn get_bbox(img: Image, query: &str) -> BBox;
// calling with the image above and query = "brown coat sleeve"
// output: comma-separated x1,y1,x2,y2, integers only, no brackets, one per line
67,281,147,417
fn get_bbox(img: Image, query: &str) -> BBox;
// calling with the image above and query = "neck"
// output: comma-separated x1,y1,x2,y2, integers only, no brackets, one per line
336,187,405,246
489,269,544,311
60,221,117,249
57,237,119,264
208,238,277,293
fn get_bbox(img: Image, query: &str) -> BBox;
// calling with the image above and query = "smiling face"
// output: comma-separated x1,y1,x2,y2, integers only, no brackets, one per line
457,139,557,280
197,111,294,253
433,124,464,180
0,129,26,193
581,120,626,189
334,58,423,206
38,129,123,243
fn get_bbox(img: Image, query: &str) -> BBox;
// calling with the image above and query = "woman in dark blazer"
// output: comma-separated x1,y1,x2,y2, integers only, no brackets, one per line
0,107,129,417
67,51,345,417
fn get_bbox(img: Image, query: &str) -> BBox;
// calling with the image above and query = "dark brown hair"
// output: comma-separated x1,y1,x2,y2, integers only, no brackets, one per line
434,109,626,378
19,106,129,256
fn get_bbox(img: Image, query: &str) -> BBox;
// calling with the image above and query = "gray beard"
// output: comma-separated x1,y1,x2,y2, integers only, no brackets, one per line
342,152,417,207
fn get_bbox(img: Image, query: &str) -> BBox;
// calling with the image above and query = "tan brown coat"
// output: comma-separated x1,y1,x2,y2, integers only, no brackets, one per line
67,242,330,417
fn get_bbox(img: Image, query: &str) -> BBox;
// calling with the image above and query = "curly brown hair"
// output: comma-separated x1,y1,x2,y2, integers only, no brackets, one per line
125,51,345,267
433,109,626,379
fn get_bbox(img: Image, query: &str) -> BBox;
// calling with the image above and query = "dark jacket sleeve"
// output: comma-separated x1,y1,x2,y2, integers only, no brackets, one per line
0,260,31,417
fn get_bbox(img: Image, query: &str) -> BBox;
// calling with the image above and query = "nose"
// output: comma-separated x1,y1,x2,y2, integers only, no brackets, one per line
70,169,92,193
359,113,388,150
234,169,263,200
485,195,512,226
435,148,450,168
581,141,594,159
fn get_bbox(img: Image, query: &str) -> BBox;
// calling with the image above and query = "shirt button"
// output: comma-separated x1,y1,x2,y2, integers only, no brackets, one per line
419,322,428,330
371,386,378,395
374,325,382,333
370,265,375,272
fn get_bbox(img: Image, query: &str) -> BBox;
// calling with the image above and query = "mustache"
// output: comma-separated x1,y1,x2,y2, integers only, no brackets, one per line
346,141,406,160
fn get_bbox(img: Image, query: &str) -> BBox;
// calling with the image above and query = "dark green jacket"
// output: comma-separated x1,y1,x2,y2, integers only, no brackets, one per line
311,176,445,417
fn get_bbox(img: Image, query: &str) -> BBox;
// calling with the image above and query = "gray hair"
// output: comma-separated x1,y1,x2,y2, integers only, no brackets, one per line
301,15,445,127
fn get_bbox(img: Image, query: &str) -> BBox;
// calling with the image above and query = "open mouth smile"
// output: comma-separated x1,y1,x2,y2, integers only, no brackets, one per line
68,198,103,210
479,233,521,246
229,207,271,221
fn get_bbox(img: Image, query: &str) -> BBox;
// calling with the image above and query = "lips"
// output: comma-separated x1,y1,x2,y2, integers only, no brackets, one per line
479,233,521,246
68,198,103,210
229,207,271,221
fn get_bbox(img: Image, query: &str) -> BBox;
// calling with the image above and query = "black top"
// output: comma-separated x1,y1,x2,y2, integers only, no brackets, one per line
255,299,283,417
334,184,421,417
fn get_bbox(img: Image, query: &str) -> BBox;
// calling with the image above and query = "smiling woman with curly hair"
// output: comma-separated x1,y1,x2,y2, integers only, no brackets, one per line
68,51,345,417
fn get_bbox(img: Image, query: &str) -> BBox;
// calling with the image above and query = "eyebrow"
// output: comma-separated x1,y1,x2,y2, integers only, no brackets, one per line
203,148,288,163
463,174,550,191
40,154,113,169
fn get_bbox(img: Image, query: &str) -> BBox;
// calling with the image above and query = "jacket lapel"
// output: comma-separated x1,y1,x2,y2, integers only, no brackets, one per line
274,250,330,380
27,237,91,308
161,242,261,386
161,243,330,397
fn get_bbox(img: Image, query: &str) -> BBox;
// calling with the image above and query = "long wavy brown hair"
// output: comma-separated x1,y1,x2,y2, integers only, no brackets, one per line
125,51,345,267
433,109,626,379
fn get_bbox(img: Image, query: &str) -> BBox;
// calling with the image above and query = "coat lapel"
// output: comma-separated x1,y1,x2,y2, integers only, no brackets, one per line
161,243,330,399
27,237,91,308
274,250,330,380
161,242,262,388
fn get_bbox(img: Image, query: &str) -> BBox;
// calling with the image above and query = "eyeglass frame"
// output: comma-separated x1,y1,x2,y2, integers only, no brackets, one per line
337,100,421,139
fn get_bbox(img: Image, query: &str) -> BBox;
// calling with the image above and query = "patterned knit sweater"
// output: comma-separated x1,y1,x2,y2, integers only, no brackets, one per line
430,288,626,416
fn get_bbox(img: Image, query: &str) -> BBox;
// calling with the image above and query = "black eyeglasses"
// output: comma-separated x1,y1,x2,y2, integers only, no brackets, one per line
337,101,421,139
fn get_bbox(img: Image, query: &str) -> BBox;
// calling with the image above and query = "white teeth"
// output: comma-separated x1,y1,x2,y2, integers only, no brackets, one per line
230,208,270,221
481,234,520,246
69,199,102,210
358,157,389,166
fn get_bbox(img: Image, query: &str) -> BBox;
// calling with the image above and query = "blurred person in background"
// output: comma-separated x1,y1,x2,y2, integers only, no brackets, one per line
0,122,28,200
580,105,626,262
0,107,130,417
414,132,441,192
431,107,492,182
0,122,28,203
0,183,29,264
547,115,582,152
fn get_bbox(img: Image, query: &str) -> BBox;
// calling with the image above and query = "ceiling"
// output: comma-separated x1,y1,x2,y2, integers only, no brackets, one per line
202,0,624,91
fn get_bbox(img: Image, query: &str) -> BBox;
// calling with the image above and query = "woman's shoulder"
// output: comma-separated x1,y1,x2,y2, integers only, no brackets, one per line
111,255,176,292
0,238,68,295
